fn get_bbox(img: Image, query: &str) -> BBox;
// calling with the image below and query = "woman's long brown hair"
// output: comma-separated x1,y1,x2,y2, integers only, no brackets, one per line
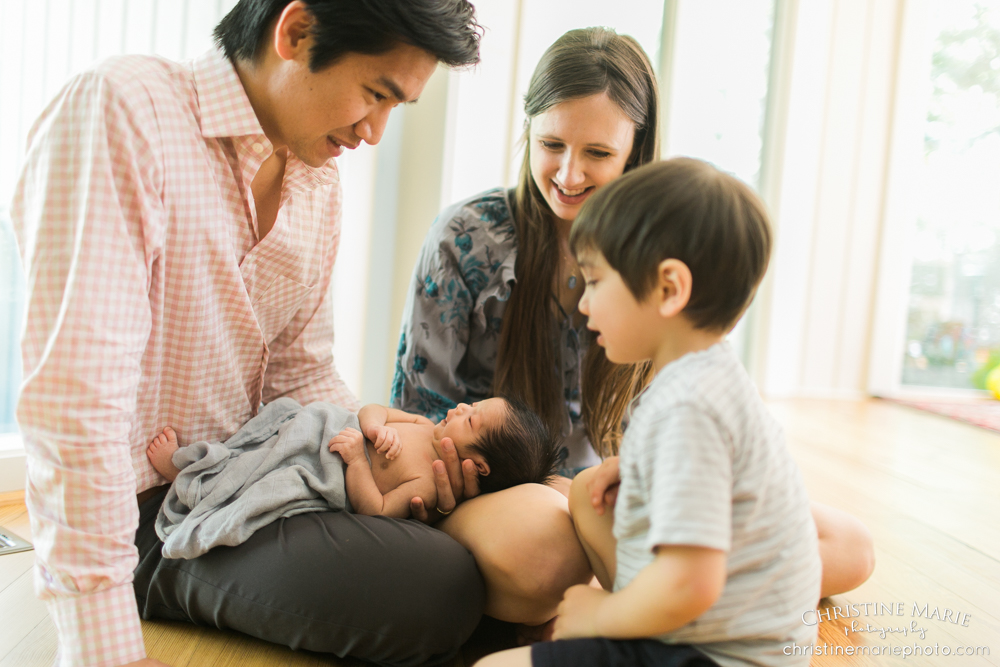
493,28,659,457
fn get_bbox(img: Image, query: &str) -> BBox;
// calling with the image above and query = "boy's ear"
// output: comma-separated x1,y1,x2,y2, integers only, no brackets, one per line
654,258,692,318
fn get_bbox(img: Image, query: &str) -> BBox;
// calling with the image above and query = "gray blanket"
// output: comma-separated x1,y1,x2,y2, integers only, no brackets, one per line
155,397,357,559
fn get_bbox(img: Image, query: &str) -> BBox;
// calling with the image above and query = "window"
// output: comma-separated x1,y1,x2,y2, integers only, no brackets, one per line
900,0,1000,391
0,209,23,435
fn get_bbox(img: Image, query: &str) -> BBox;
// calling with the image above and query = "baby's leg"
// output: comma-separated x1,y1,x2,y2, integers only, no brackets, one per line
147,427,181,482
567,466,617,590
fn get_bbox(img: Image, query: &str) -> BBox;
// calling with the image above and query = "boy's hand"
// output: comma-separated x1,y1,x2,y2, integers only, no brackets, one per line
368,425,402,460
587,456,621,515
329,427,366,465
553,584,610,640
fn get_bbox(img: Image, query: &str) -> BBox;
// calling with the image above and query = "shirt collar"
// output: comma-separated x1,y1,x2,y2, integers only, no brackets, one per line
192,48,339,192
193,48,263,139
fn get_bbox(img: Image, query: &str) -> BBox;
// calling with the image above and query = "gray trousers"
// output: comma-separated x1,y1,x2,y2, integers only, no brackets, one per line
134,489,486,666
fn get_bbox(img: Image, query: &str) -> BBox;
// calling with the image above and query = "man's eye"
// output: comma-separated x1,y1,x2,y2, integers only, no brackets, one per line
371,90,387,102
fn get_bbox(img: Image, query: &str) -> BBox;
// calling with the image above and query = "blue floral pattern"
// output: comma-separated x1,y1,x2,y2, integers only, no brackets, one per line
390,188,597,469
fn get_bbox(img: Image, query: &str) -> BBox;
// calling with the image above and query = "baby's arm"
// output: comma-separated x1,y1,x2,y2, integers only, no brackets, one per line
357,404,435,460
555,546,726,639
329,428,436,518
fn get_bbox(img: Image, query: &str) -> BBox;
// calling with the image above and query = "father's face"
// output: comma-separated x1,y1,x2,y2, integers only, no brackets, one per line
269,42,438,168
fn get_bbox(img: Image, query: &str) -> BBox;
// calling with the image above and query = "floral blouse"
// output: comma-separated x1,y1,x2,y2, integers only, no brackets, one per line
390,188,600,472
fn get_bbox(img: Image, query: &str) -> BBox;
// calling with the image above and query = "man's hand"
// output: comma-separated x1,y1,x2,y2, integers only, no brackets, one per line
329,427,366,465
553,584,610,640
410,436,480,524
367,424,402,460
586,456,621,515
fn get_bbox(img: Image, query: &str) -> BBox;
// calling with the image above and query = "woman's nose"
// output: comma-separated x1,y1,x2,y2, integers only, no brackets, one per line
557,153,585,187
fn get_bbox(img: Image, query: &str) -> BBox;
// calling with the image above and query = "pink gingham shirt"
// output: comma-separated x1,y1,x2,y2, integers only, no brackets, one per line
11,49,360,667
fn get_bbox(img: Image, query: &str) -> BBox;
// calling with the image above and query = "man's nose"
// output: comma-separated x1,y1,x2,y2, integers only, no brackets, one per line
355,107,390,146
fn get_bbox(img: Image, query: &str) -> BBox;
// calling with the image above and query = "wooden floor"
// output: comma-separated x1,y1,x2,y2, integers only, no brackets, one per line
1,398,998,666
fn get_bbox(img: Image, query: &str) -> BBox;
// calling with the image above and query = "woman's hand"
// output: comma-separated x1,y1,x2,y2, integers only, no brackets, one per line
410,436,480,523
586,456,620,516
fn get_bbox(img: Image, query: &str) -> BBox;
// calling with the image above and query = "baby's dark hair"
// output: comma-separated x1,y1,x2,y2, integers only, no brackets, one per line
570,158,773,332
468,396,558,494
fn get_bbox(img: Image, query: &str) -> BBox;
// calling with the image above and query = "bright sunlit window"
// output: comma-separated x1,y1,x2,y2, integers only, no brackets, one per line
902,0,1000,390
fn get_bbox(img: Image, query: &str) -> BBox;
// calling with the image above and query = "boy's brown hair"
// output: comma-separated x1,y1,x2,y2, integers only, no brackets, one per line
570,158,773,331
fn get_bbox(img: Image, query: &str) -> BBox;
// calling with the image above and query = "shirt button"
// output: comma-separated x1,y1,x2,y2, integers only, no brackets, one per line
252,142,265,154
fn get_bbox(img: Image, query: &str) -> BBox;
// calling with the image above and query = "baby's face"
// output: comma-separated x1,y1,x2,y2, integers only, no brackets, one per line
434,398,508,455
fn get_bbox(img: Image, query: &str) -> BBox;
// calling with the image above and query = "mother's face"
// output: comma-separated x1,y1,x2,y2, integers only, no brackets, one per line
529,92,636,223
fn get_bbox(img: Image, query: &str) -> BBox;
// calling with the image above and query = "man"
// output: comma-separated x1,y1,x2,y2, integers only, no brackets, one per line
11,2,481,666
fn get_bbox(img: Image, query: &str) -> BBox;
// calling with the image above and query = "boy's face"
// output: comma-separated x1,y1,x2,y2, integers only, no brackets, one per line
433,398,508,475
578,250,664,364
262,36,438,168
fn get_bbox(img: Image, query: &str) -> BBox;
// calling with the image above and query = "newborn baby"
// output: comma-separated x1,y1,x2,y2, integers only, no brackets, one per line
147,397,557,521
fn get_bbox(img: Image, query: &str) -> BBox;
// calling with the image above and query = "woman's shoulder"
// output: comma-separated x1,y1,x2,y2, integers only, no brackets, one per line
426,187,518,257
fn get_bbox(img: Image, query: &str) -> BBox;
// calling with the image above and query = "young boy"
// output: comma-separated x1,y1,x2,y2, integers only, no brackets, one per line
147,396,556,559
478,158,821,667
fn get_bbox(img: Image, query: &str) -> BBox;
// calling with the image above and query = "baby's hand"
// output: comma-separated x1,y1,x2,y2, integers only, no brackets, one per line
329,427,366,465
368,425,402,460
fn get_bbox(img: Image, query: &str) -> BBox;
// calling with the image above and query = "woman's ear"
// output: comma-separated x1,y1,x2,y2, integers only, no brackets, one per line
654,258,692,318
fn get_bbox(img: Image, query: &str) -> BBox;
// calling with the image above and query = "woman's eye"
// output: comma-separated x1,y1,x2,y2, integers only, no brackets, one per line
540,140,563,151
589,150,611,159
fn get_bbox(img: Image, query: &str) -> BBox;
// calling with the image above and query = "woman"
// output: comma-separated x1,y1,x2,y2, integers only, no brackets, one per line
393,27,874,626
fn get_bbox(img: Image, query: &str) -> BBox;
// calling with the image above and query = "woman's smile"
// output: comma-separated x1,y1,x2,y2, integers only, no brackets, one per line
552,181,594,205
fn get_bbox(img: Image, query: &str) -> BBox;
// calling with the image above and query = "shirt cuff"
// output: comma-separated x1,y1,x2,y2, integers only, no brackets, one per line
48,583,146,667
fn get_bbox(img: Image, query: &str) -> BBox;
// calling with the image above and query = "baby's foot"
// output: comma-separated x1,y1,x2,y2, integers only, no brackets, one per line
147,427,181,482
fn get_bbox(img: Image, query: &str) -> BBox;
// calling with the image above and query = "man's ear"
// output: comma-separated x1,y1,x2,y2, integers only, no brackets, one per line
654,258,692,318
273,1,314,62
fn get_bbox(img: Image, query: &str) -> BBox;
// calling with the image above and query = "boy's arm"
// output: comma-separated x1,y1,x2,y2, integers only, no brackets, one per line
555,545,726,640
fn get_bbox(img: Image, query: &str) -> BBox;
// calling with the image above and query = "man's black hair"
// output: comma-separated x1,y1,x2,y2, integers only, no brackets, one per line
469,396,558,494
214,0,481,71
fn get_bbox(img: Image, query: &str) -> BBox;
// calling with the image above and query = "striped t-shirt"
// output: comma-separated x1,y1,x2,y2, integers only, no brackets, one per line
614,342,821,667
